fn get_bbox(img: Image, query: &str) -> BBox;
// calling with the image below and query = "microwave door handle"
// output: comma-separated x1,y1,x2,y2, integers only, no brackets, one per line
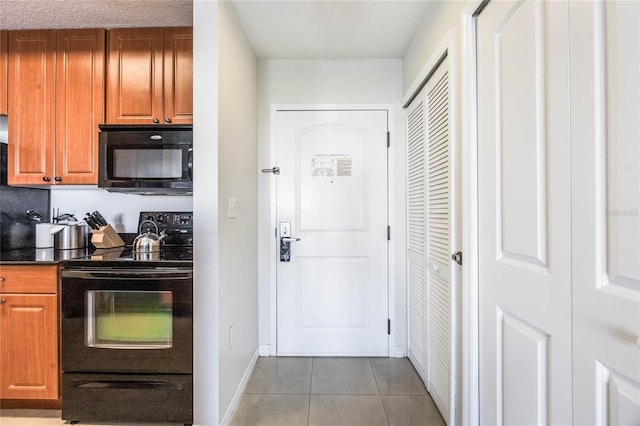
187,148,193,181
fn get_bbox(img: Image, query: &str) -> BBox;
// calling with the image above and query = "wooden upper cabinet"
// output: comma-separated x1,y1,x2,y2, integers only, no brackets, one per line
8,30,56,185
8,29,104,186
164,27,193,124
0,31,7,115
55,29,105,184
107,27,192,124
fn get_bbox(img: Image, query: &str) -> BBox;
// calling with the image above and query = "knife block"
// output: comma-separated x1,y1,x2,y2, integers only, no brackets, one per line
91,225,125,248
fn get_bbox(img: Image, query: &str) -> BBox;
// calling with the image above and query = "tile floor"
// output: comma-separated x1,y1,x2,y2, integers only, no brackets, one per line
231,357,445,426
0,357,445,426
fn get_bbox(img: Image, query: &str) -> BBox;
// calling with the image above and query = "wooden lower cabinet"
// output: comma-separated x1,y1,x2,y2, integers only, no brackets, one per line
0,265,59,401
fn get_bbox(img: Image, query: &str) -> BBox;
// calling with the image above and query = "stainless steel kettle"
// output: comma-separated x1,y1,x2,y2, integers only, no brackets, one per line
133,220,163,253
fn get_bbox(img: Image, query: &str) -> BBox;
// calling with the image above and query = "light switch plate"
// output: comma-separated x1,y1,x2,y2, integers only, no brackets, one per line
227,197,237,218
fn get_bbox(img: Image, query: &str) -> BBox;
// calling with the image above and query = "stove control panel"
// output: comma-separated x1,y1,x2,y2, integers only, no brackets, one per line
139,212,193,247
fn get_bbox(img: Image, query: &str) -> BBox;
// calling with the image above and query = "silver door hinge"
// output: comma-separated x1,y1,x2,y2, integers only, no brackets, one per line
387,132,390,148
275,227,277,239
387,226,391,240
387,319,391,335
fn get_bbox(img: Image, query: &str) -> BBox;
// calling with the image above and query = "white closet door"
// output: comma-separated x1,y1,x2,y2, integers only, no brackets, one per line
477,1,573,424
425,62,451,421
407,86,428,382
570,2,640,424
406,58,454,423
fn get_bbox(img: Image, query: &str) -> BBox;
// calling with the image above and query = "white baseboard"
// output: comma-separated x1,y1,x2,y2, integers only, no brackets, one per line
258,344,271,357
219,347,260,426
393,346,406,358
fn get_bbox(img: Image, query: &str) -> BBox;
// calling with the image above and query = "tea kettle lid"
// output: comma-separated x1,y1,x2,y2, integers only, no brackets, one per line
133,220,161,252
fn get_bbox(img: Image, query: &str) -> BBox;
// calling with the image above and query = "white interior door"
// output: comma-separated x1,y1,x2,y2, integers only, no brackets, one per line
406,60,456,423
275,109,389,356
570,2,640,424
477,1,573,424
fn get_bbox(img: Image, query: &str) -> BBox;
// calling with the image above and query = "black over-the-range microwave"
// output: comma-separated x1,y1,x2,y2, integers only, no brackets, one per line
98,125,193,195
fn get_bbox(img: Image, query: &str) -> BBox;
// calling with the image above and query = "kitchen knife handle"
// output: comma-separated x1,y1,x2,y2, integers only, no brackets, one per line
92,211,108,226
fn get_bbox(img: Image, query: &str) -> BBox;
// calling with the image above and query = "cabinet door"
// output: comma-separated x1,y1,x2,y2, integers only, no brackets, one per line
0,31,7,115
107,28,163,124
55,29,105,185
0,294,59,400
8,30,56,185
164,27,193,124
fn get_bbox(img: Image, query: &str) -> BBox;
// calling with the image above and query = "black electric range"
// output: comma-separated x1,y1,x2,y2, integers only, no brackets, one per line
60,211,194,425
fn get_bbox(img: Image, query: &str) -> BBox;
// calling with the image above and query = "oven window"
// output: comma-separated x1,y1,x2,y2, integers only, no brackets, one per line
113,149,182,178
87,290,173,349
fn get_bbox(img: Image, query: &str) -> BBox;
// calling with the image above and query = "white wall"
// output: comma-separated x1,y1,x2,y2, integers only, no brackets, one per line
49,187,192,232
217,1,259,423
402,1,466,94
257,59,408,356
193,1,220,424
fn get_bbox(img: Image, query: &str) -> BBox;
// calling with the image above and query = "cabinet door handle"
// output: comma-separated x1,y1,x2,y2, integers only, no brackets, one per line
165,117,172,124
0,299,6,304
42,176,51,182
54,177,62,182
153,118,160,124
0,277,4,281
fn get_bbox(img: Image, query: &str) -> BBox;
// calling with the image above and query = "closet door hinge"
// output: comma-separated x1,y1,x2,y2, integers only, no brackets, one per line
387,131,390,148
387,319,391,335
387,226,391,241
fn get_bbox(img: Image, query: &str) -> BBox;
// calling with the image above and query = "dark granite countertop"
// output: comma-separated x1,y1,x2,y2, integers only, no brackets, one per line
0,247,116,265
1,245,193,268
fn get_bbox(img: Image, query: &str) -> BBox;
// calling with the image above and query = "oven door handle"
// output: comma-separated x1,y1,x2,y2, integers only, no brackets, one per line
74,380,183,390
61,269,192,280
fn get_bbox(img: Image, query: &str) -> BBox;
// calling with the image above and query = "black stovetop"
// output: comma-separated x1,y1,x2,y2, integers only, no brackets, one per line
62,245,193,268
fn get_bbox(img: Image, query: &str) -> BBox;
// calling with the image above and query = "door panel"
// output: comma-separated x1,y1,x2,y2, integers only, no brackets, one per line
164,27,193,124
55,29,104,184
7,30,56,184
107,28,163,124
0,294,58,399
477,1,572,424
425,63,452,421
406,91,428,380
570,1,640,424
406,57,456,423
276,110,388,356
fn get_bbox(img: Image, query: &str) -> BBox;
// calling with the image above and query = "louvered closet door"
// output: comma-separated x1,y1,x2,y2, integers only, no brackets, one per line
406,85,428,381
425,61,451,421
406,58,453,423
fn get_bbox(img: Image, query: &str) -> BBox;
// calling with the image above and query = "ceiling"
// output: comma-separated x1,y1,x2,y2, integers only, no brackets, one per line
0,0,193,30
0,0,433,59
231,1,433,59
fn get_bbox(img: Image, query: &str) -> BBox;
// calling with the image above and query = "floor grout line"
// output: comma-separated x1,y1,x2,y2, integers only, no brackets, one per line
307,357,314,426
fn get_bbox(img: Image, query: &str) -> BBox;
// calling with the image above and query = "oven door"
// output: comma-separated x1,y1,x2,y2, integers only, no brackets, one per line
61,268,192,374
